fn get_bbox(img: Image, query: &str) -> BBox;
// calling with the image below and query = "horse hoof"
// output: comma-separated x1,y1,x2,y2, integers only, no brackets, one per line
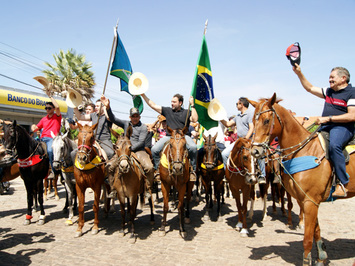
180,231,187,239
240,232,248,238
158,229,166,237
203,215,210,222
23,219,31,226
129,235,137,244
65,220,73,226
91,228,99,235
315,261,325,266
217,216,223,222
55,195,60,201
74,231,82,238
37,219,45,226
184,217,191,224
118,230,125,237
240,228,249,237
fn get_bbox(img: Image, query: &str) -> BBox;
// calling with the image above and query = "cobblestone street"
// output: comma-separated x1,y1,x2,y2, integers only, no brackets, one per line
1,177,354,265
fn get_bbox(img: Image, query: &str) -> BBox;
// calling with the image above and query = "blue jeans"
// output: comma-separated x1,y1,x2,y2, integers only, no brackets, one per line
41,137,59,175
152,135,197,171
321,123,354,185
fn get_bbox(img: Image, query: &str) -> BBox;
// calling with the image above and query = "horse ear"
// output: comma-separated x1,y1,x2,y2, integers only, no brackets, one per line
202,133,207,141
268,93,277,108
248,99,258,108
13,120,17,127
213,132,218,141
110,128,120,139
167,126,173,135
50,131,56,138
62,131,68,139
182,126,188,135
126,125,133,139
77,123,83,131
91,123,98,131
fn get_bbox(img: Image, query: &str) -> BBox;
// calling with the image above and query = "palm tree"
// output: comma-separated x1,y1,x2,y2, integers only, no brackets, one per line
43,49,95,103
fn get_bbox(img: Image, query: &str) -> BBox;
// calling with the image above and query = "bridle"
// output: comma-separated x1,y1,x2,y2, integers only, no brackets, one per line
228,145,256,177
167,133,188,175
203,137,218,168
251,101,283,150
77,130,94,162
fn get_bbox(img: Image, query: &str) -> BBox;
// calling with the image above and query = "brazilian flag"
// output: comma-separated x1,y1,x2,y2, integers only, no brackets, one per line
110,29,143,114
191,35,218,130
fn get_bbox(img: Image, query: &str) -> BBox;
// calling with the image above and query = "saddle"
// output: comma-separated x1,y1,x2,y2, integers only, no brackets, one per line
93,140,108,162
318,131,355,163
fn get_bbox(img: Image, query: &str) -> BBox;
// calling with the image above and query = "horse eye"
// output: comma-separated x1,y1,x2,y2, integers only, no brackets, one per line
243,156,248,161
263,119,270,125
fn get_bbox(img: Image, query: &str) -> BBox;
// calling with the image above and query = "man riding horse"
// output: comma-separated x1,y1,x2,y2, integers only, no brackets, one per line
71,99,114,164
140,92,198,181
100,95,154,199
293,64,355,197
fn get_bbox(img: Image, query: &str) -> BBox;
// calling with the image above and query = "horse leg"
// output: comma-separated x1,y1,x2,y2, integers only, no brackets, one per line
215,180,223,221
202,179,210,221
185,181,193,224
240,186,250,237
271,183,277,213
234,189,243,232
286,191,293,228
53,173,59,201
177,185,187,239
298,200,304,230
75,184,85,238
91,185,101,235
128,196,138,243
148,196,155,225
280,185,286,216
37,178,46,225
247,185,255,220
314,218,327,263
64,177,74,226
302,201,320,265
24,181,34,225
43,178,48,201
159,182,170,236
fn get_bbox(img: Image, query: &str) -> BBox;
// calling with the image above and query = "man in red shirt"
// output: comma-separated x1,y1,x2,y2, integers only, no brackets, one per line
31,91,62,178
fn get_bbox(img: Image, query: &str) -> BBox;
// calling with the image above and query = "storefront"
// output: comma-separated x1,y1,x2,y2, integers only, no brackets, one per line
0,85,72,131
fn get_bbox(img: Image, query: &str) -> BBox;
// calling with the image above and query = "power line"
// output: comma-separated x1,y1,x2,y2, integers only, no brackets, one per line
0,73,42,90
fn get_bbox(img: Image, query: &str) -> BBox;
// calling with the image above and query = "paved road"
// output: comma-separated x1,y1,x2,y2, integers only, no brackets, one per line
0,177,354,266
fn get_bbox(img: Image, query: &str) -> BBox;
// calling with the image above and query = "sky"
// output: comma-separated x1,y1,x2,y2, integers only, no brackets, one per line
1,0,355,124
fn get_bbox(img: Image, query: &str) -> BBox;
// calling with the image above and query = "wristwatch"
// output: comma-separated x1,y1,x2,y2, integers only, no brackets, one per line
191,105,195,108
329,116,333,122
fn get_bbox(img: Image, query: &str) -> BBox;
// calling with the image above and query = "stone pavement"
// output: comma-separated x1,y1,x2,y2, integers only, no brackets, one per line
0,177,354,266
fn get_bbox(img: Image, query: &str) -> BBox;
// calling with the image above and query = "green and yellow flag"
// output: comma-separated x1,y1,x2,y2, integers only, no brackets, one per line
190,35,218,130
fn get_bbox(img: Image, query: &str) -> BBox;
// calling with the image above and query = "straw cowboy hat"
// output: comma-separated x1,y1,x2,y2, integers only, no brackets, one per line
66,87,83,108
128,72,149,95
208,98,227,121
33,76,49,88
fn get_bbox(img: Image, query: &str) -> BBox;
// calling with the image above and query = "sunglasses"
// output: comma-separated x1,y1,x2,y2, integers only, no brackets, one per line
45,107,53,110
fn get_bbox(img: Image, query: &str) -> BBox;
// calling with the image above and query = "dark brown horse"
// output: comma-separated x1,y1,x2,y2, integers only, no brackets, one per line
109,127,154,242
74,123,109,237
159,126,194,238
225,138,258,237
0,142,20,194
249,93,355,264
3,121,49,225
199,133,225,221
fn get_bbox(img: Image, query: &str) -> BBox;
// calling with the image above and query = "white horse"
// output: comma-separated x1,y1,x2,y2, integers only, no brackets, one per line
52,132,77,225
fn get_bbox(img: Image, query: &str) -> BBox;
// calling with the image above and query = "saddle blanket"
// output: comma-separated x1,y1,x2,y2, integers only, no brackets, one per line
160,153,186,169
18,155,43,168
75,156,102,170
282,156,319,175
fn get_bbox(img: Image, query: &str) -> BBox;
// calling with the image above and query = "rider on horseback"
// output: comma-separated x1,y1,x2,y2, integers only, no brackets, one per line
293,64,355,197
100,95,155,199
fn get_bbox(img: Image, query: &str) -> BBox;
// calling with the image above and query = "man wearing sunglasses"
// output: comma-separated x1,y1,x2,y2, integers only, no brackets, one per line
31,91,62,179
100,95,154,199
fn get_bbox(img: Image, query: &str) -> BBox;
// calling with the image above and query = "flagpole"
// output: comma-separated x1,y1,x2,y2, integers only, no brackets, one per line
102,18,119,96
185,20,208,127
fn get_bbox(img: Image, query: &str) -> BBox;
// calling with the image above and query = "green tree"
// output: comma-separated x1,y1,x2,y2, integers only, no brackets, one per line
43,49,95,102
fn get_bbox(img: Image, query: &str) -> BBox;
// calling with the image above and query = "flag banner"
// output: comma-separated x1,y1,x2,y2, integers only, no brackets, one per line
110,30,143,114
191,35,218,130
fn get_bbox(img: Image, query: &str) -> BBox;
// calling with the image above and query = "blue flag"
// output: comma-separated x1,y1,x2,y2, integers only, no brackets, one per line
110,30,143,114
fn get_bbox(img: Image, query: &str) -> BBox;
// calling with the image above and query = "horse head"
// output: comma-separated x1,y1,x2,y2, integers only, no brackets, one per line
167,126,188,176
52,132,69,171
230,138,258,185
202,132,218,170
3,120,17,150
76,123,98,165
112,125,133,174
249,93,283,159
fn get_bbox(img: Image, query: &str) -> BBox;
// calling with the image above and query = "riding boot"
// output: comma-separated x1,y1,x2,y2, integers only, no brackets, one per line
189,167,197,182
258,175,266,184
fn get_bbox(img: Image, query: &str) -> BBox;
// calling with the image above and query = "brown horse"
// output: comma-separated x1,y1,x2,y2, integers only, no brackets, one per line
74,123,109,238
159,126,194,238
109,126,154,242
199,133,225,221
0,145,20,193
249,93,355,265
225,138,258,237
